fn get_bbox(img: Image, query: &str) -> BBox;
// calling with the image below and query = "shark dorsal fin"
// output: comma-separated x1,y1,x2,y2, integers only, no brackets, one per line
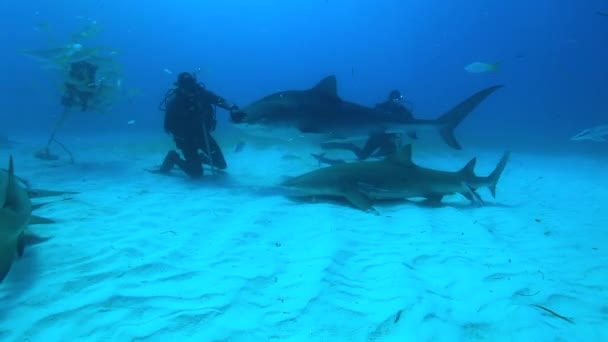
3,156,17,210
460,158,477,176
388,145,414,166
311,75,338,96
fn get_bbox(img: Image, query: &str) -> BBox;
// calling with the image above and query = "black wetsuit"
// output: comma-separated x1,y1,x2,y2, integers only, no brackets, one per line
321,131,402,161
319,99,411,162
61,61,98,111
158,84,234,178
373,99,414,121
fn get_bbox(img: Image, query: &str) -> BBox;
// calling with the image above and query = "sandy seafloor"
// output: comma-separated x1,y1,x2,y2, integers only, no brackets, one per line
0,131,606,341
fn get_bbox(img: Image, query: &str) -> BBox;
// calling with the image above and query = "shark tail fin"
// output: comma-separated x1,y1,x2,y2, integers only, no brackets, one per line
436,85,503,150
487,151,510,198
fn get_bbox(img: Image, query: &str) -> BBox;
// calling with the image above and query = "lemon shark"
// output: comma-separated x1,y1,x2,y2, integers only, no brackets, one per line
0,157,73,282
281,145,510,211
233,76,502,150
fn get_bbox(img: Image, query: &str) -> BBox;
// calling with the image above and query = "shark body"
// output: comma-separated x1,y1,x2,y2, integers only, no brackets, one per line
235,76,502,150
0,157,75,282
281,145,510,211
0,157,33,282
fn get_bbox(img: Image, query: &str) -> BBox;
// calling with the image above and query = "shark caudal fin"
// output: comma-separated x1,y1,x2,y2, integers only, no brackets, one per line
437,85,503,150
487,151,510,198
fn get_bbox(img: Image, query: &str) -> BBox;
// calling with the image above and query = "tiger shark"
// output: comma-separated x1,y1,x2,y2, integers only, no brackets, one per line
0,157,74,282
233,75,502,150
281,145,510,211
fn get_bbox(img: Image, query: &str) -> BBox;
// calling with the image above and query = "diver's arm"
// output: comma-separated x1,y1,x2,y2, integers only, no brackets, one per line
206,91,238,111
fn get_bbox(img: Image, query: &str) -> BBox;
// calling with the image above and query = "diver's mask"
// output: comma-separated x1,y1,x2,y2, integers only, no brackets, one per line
175,72,200,95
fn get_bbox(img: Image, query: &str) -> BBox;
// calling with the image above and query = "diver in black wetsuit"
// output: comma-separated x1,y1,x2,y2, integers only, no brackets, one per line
36,60,100,162
152,72,240,178
317,90,412,164
61,60,98,111
373,89,414,121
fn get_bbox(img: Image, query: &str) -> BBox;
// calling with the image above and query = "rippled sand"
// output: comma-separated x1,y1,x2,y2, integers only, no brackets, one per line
1,136,606,341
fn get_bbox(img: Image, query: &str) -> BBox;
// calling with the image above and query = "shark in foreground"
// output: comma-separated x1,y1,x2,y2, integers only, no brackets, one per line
233,75,502,150
0,157,75,282
281,145,510,211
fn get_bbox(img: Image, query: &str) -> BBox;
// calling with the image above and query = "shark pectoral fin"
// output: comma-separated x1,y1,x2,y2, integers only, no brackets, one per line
29,215,56,225
422,194,444,206
343,190,374,211
462,183,483,206
0,242,16,282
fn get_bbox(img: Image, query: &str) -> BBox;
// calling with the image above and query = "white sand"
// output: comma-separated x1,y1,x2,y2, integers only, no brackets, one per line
0,134,606,341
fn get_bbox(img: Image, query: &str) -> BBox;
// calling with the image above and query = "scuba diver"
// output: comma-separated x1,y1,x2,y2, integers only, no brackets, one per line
61,60,98,111
316,89,413,165
373,89,414,120
151,72,240,178
36,60,100,162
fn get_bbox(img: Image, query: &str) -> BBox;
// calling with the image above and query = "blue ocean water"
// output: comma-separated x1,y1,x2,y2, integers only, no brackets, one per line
1,0,607,340
2,0,606,145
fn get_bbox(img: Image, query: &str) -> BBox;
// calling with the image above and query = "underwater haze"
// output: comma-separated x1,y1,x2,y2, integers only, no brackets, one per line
1,0,607,341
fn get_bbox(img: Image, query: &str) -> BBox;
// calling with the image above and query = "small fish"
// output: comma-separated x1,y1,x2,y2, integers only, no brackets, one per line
597,11,608,17
127,120,135,125
465,61,502,74
570,125,608,142
163,68,173,75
